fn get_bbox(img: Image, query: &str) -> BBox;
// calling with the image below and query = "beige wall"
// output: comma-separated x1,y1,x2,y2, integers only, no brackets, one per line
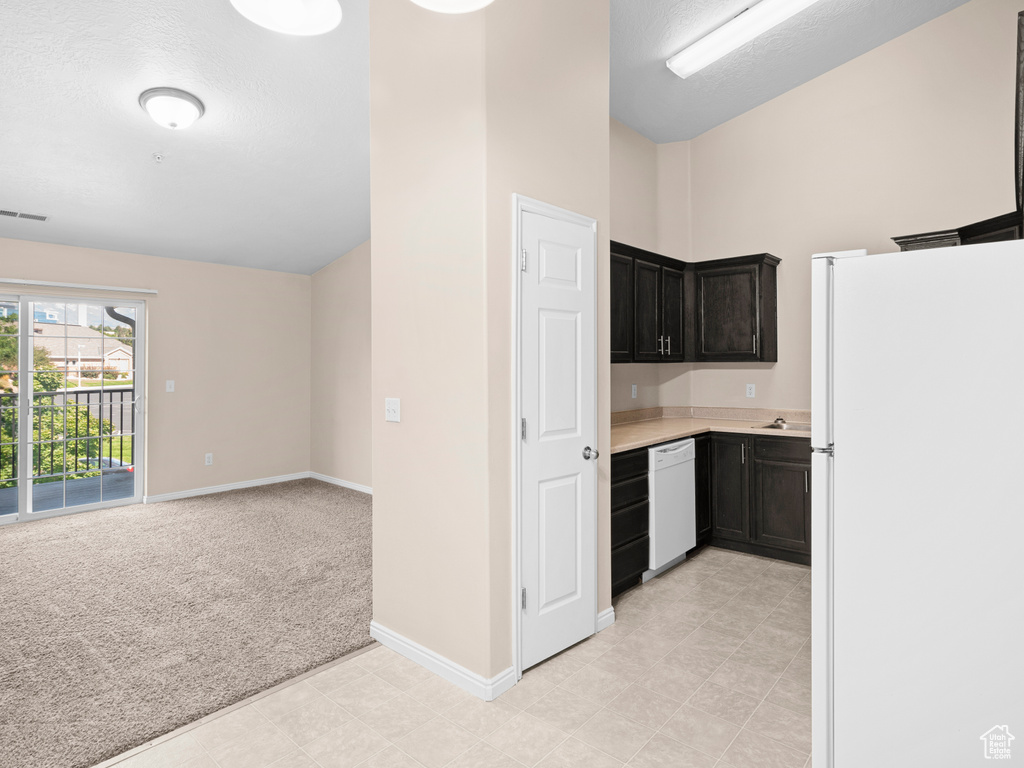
485,0,612,670
310,240,372,489
370,0,609,680
656,141,693,263
369,0,493,677
611,0,1017,412
610,118,659,253
0,237,312,497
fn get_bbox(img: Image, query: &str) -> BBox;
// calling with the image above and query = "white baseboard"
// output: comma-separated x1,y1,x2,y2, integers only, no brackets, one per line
144,472,311,504
309,472,373,495
144,471,372,504
370,621,516,702
597,606,616,632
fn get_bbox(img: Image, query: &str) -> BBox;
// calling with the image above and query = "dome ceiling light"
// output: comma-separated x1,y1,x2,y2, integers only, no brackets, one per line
230,0,343,35
408,0,496,13
138,88,205,130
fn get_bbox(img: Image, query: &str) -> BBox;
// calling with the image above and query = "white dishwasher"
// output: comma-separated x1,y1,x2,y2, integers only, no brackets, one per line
643,438,696,581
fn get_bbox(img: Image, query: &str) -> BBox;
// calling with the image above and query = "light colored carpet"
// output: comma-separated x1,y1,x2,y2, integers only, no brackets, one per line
0,478,373,768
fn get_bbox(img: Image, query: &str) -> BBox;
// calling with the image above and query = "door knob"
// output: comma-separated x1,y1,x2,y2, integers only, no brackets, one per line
582,446,599,460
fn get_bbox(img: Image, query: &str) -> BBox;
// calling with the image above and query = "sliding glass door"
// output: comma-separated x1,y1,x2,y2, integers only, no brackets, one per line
0,296,145,524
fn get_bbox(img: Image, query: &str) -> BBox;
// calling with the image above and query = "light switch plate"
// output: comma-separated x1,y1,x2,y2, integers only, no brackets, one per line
631,384,637,399
746,384,756,398
166,379,175,393
205,453,213,466
385,398,401,423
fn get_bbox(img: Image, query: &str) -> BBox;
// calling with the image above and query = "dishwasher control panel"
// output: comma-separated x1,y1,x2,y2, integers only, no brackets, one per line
649,439,695,470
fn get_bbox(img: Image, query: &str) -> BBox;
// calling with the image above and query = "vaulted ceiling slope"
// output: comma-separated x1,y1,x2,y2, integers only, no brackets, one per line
612,0,972,143
0,1,973,273
0,0,369,275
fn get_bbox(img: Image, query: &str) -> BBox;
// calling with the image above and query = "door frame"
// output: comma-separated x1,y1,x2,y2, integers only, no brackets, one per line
512,194,599,680
0,294,146,524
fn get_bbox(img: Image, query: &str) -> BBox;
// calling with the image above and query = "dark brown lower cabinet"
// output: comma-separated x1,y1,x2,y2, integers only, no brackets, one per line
709,434,811,566
610,433,810,599
751,438,812,556
710,434,750,543
693,434,712,547
611,447,650,596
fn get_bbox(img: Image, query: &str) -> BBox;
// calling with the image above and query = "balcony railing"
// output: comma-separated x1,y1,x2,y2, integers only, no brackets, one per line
0,386,135,482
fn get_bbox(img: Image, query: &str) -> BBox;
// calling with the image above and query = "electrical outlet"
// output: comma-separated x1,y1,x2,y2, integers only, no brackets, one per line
205,453,213,466
746,384,756,398
631,384,637,399
166,379,175,392
385,398,401,423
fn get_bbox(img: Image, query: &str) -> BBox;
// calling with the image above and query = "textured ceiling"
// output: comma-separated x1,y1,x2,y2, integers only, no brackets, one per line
0,0,369,275
0,0,974,273
612,0,973,143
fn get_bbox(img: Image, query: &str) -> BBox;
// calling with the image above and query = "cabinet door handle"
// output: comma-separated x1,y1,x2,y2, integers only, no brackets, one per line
753,334,757,354
805,470,809,493
658,335,664,354
741,443,745,464
667,336,671,355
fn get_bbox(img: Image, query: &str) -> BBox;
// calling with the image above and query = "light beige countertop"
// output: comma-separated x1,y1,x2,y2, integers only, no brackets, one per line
611,408,811,454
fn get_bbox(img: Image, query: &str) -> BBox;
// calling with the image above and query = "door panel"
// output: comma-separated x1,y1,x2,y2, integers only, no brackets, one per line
661,265,685,361
710,435,749,541
538,474,581,611
697,265,758,359
752,459,810,552
539,310,579,438
520,205,596,671
633,259,661,361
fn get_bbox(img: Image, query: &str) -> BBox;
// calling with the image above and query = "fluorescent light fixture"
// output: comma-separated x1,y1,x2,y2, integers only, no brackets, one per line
138,88,205,130
408,0,496,13
667,0,821,79
230,0,342,35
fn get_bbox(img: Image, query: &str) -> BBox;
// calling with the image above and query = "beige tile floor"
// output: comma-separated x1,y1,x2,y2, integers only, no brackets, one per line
105,547,811,768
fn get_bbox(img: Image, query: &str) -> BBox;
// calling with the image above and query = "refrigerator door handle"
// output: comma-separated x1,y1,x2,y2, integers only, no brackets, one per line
811,445,834,456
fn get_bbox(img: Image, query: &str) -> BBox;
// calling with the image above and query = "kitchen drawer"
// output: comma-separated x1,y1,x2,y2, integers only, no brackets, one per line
611,475,648,512
753,436,811,462
611,448,648,483
611,535,649,596
611,501,649,548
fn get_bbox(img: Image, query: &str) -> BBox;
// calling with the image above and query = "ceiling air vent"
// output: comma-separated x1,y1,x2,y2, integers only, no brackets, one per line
0,209,48,221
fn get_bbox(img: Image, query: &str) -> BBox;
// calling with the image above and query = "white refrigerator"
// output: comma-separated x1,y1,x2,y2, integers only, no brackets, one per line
811,241,1024,767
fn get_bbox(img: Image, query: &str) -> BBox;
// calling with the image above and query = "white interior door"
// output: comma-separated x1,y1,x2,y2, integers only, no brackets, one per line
518,198,597,671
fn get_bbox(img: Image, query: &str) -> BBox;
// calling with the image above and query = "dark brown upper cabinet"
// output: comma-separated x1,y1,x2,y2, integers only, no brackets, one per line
693,253,780,363
611,241,688,364
660,264,686,362
633,257,661,361
610,252,634,363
